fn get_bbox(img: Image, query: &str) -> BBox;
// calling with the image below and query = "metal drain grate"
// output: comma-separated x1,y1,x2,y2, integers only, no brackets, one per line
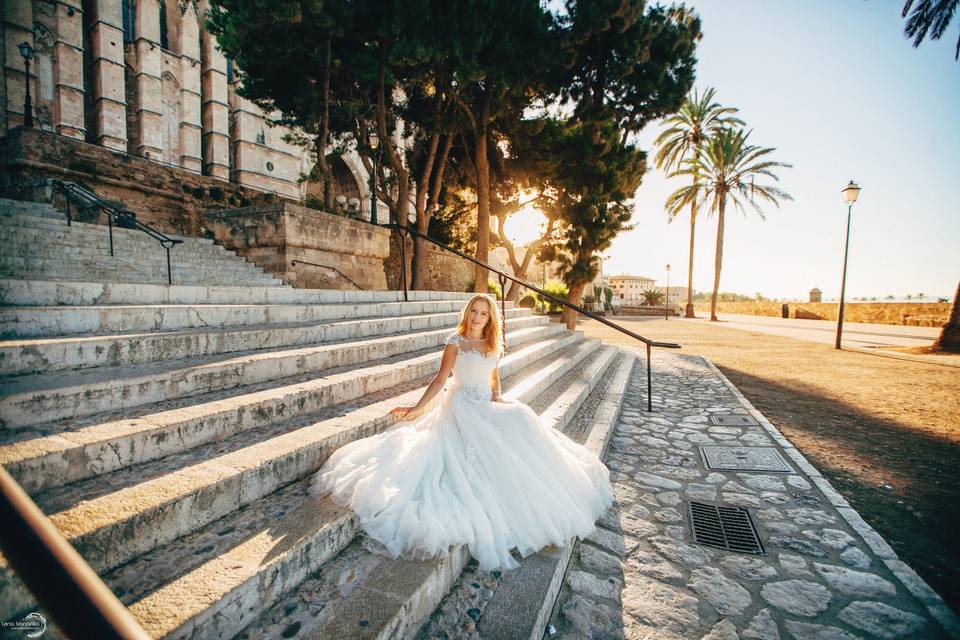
699,446,793,472
689,501,765,554
708,414,758,427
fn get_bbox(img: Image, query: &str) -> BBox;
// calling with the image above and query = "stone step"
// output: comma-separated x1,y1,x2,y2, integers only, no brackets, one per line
0,268,283,288
0,226,231,257
0,296,513,339
0,332,594,627
233,342,621,640
0,254,276,278
0,307,537,376
0,278,474,307
0,204,66,221
0,213,217,244
0,321,563,494
0,241,245,265
0,318,551,431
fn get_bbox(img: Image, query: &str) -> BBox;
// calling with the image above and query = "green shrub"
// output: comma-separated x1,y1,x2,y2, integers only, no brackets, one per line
518,292,538,308
464,278,503,300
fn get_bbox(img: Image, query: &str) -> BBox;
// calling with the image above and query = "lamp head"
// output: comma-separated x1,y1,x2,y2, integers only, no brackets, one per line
841,180,861,205
369,130,379,151
18,42,34,61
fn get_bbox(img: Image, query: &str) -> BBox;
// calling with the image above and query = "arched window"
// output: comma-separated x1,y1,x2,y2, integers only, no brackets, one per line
122,0,136,43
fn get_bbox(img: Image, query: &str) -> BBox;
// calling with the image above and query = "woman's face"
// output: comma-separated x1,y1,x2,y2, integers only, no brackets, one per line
468,300,491,334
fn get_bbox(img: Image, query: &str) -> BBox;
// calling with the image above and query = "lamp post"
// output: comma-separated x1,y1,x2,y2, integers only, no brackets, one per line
18,42,34,128
835,180,861,349
665,264,671,320
368,130,380,225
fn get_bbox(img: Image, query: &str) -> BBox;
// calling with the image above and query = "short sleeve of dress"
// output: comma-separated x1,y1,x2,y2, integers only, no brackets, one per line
445,332,462,347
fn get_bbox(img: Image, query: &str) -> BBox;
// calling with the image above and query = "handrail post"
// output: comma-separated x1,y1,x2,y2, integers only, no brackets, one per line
107,207,114,256
646,342,652,412
498,273,508,353
166,245,172,285
65,193,72,226
399,226,408,302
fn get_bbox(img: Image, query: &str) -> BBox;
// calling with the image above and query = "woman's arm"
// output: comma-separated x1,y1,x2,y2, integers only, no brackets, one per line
491,362,503,402
390,344,458,420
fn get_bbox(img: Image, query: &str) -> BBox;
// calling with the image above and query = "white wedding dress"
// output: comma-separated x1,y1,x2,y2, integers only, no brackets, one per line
307,331,614,571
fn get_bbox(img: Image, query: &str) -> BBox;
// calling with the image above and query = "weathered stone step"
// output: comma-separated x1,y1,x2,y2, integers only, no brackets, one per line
0,307,537,376
0,227,229,259
0,322,566,494
0,296,511,340
0,318,552,431
0,213,217,244
0,199,65,219
233,343,621,640
0,332,591,628
0,235,233,266
0,255,278,280
0,278,472,307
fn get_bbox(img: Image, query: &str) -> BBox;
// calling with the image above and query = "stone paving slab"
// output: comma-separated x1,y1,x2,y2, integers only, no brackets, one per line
547,350,959,640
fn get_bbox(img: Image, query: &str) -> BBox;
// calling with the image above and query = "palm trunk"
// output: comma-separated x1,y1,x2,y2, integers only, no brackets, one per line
933,279,960,352
685,194,697,318
710,199,725,322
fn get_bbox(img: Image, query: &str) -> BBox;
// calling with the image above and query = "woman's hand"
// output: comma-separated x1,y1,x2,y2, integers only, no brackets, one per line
390,405,423,421
492,392,504,403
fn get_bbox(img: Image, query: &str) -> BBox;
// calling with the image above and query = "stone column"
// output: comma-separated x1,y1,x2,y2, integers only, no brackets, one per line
86,0,126,149
52,0,85,139
177,3,201,172
132,0,162,158
2,0,34,132
198,0,229,179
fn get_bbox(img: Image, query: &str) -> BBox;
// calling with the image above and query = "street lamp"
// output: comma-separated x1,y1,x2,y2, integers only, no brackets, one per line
18,42,34,128
835,180,861,349
368,130,380,225
665,263,671,321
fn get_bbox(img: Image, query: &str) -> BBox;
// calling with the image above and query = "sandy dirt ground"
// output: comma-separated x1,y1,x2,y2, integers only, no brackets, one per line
571,314,960,615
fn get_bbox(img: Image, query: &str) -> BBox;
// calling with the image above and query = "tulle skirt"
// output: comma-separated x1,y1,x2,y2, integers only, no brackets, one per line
307,384,613,571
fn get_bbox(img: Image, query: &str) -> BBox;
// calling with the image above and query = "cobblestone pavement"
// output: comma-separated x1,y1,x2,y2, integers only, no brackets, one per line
548,351,959,640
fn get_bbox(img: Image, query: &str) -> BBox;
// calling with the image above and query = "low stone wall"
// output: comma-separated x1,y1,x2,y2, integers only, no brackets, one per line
617,305,679,317
693,301,950,327
204,202,391,291
0,127,283,237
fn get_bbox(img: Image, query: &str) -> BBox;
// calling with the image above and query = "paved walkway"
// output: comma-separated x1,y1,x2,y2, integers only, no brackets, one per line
548,350,959,640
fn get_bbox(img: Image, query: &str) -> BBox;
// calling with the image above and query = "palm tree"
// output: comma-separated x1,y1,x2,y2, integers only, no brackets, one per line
654,87,743,318
666,128,792,321
902,0,959,60
641,289,665,306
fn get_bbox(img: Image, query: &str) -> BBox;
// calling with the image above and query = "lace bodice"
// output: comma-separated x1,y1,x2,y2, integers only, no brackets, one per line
445,332,500,398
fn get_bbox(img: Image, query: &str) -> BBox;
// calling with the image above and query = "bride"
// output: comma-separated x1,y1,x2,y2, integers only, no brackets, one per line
308,293,613,571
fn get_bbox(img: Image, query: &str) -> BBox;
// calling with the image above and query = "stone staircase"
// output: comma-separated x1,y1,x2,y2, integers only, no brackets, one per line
0,198,286,287
0,201,635,639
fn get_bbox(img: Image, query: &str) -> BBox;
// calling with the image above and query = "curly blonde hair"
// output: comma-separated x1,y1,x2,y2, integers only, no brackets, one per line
454,293,503,356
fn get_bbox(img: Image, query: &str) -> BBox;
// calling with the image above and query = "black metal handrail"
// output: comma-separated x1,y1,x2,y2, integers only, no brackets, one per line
384,223,680,412
291,259,364,290
49,180,184,285
0,466,151,639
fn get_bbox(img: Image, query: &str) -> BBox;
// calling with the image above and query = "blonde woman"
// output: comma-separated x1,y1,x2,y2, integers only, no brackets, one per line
309,293,613,571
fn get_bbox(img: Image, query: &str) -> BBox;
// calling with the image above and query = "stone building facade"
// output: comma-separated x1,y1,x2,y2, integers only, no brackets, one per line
1,0,377,215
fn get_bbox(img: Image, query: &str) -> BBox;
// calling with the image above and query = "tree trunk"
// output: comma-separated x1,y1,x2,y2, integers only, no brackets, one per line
933,279,960,352
473,90,493,293
563,280,588,329
710,200,725,322
685,182,697,318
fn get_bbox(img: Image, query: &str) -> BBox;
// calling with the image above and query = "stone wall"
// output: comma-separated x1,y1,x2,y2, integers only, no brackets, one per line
203,201,391,290
0,127,286,236
692,300,951,327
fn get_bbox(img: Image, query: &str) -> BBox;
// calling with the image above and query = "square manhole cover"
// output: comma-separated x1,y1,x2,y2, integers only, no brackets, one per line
699,446,793,472
709,414,758,427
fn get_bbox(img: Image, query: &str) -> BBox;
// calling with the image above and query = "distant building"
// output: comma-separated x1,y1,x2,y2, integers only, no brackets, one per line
609,274,657,304
809,287,822,303
654,286,689,305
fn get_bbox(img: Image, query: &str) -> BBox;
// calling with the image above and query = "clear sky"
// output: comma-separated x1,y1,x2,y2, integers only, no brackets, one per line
507,0,959,301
